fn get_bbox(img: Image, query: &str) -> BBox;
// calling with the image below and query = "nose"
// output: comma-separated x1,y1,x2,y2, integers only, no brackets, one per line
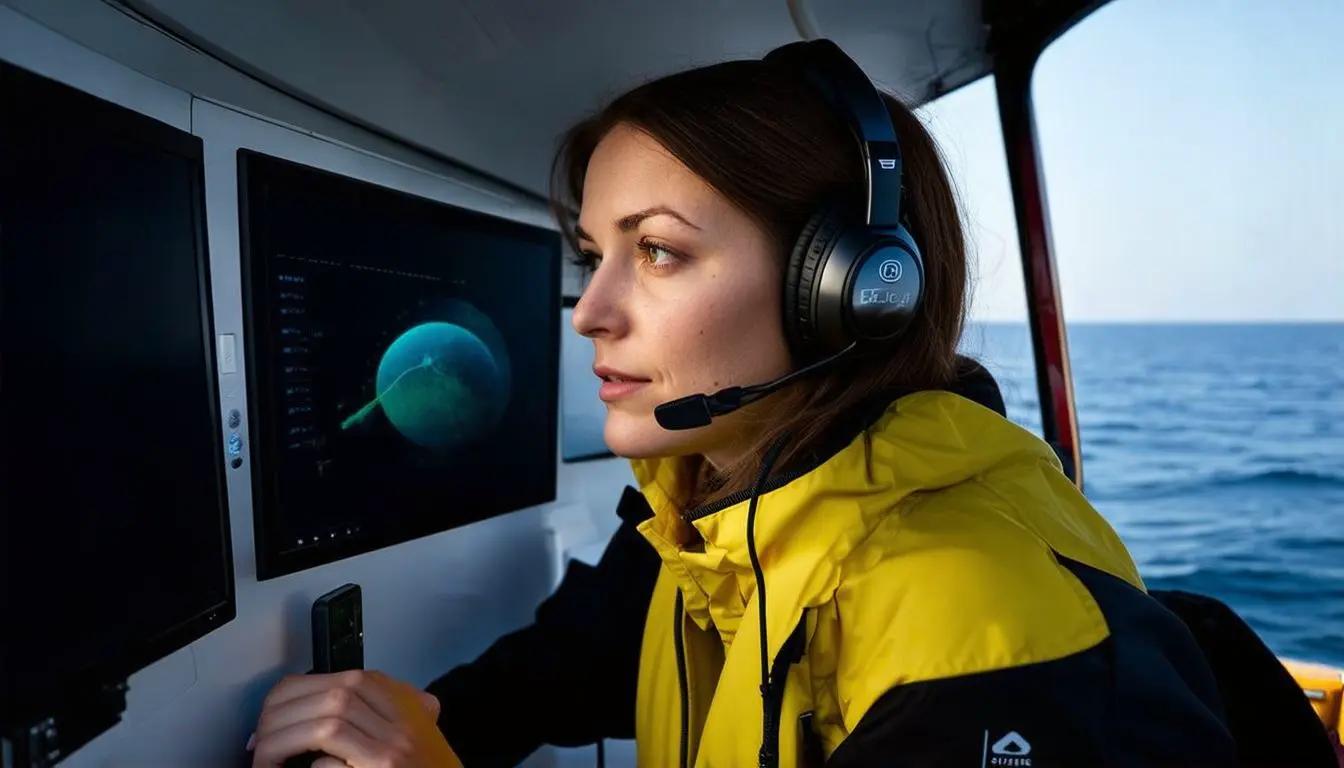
570,260,627,341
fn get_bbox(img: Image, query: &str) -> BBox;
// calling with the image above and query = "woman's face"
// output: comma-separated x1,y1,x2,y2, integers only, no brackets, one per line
571,123,793,468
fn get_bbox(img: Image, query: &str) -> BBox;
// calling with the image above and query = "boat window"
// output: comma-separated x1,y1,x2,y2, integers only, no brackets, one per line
1033,0,1344,667
920,80,1043,438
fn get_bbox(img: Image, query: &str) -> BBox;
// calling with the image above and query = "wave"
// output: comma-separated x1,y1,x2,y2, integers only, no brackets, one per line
1140,562,1200,579
1089,468,1344,501
1146,564,1339,602
1085,420,1144,432
1224,468,1344,488
1276,534,1344,552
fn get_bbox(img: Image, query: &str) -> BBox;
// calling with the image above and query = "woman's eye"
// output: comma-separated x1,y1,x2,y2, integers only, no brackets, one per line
639,241,679,270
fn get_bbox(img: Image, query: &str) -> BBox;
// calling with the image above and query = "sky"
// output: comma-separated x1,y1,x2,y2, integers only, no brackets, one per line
914,0,1343,322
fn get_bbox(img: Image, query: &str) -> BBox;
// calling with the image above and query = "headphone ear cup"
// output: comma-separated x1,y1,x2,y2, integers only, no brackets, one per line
785,206,846,360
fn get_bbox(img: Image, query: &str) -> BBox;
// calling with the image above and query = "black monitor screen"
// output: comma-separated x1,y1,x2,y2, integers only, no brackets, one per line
238,151,559,579
0,63,233,728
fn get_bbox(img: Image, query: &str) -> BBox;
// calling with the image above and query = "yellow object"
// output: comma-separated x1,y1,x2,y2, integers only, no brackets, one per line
1283,657,1344,744
629,390,1147,766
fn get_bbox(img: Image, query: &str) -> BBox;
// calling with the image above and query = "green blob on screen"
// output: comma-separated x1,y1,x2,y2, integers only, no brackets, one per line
340,321,507,449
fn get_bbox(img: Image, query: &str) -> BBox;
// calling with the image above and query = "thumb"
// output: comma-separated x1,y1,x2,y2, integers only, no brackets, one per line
420,691,441,720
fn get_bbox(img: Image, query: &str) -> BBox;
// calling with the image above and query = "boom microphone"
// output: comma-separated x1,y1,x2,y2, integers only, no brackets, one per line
653,341,859,430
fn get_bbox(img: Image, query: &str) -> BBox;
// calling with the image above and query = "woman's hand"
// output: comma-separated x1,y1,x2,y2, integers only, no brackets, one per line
248,669,463,768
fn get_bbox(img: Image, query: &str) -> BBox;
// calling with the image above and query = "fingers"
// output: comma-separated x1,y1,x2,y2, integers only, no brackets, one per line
420,691,441,720
343,670,422,722
311,758,349,768
259,672,348,711
255,686,391,745
251,716,382,768
365,671,439,719
353,670,440,721
261,670,409,725
251,669,442,767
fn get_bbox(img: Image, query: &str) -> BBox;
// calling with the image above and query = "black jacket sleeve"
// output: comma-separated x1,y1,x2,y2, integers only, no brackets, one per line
425,486,659,767
824,555,1243,768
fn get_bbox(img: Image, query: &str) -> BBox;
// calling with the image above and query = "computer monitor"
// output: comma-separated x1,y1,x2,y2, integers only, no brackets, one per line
238,151,560,579
0,61,234,738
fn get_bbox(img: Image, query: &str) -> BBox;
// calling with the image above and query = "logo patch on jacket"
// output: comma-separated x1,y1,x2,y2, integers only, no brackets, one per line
985,730,1032,767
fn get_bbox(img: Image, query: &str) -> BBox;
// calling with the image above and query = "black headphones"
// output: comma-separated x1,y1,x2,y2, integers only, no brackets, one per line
766,39,926,363
654,39,927,431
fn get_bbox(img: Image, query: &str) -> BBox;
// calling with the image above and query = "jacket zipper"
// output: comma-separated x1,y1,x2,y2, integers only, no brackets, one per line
682,388,910,523
682,464,811,522
674,591,690,768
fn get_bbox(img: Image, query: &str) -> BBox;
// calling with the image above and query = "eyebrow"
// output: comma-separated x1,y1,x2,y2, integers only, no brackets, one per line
574,205,701,242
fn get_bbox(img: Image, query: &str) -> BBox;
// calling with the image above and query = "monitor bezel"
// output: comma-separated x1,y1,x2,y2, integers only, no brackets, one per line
237,149,561,580
0,60,236,726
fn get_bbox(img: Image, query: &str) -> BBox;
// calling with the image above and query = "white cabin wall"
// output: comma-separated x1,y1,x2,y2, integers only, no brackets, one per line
1,4,637,765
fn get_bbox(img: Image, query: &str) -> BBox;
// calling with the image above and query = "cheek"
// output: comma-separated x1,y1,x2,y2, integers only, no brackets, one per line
660,273,786,389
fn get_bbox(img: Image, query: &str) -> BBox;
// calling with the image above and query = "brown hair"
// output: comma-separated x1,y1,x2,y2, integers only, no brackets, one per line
551,58,971,522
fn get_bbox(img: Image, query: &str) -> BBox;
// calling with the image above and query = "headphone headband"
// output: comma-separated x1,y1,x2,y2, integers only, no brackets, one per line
764,39,904,229
656,37,927,432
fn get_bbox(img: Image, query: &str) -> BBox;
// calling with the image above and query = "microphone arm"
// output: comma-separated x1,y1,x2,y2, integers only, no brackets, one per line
654,341,859,430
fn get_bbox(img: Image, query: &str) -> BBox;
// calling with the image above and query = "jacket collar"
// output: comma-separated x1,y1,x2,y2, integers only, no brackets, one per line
630,360,1033,651
682,358,1008,523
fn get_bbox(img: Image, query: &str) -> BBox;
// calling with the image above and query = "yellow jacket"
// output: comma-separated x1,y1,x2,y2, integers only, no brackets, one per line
629,388,1234,767
429,376,1239,766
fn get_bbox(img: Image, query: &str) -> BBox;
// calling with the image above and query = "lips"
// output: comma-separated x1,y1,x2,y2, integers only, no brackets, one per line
593,364,651,403
598,379,648,402
593,364,651,384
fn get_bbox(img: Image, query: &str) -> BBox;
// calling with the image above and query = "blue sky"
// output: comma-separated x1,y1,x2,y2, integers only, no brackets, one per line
915,0,1342,322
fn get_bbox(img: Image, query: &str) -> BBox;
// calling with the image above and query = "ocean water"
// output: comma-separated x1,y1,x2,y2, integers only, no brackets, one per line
962,322,1344,668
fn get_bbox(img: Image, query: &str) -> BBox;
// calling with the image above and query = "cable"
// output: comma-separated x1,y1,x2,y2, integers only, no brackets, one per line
748,433,792,768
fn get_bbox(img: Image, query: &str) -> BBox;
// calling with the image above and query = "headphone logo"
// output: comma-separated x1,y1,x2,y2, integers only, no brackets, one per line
878,158,897,170
878,259,903,283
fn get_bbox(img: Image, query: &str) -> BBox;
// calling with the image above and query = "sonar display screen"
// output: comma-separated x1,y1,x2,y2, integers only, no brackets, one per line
239,150,559,578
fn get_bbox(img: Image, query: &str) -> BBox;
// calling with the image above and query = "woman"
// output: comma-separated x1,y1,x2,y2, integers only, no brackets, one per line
248,40,1238,767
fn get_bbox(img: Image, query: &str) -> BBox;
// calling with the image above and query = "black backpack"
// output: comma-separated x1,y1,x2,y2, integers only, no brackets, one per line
1151,589,1341,767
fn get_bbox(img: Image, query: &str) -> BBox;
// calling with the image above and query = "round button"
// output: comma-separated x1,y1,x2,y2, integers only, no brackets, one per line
227,409,242,429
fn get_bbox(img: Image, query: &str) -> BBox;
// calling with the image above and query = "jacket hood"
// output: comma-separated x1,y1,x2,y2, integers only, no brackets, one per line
629,360,1054,650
